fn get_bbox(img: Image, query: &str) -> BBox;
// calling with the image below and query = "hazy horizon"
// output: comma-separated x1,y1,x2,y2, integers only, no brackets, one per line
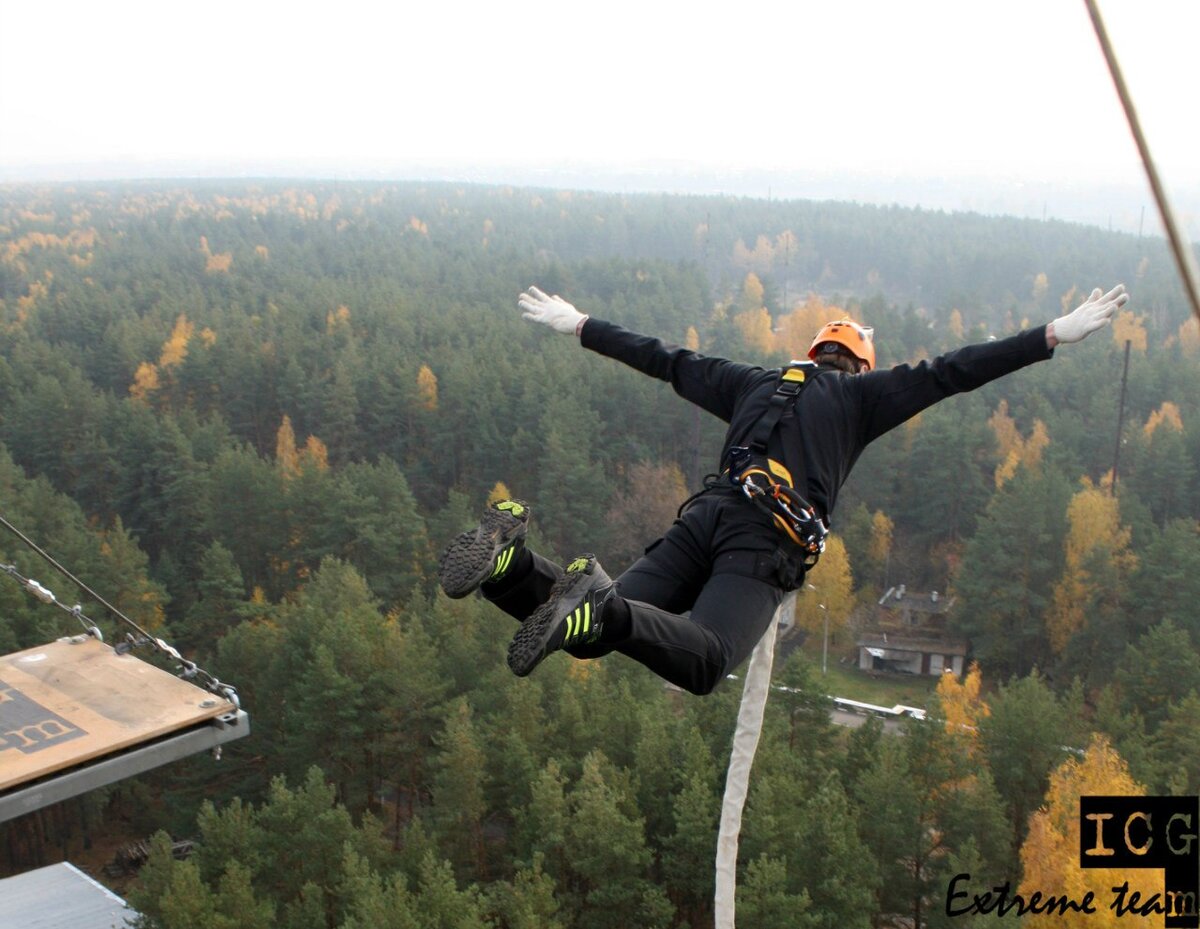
2,157,1195,241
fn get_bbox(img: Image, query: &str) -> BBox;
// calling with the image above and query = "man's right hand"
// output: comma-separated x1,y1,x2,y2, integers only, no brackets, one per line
518,286,588,336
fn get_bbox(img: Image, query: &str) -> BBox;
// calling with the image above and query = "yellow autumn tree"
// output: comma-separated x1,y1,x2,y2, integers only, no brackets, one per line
734,307,775,354
206,252,232,273
936,661,989,754
775,229,798,263
1047,482,1136,654
685,326,700,352
276,415,299,477
1143,401,1183,439
159,314,193,369
792,535,854,640
989,400,1023,476
129,314,195,403
1060,286,1079,315
747,235,775,274
487,481,513,505
867,510,894,583
417,364,439,412
1032,272,1049,302
990,400,1051,488
1111,310,1147,352
731,237,774,274
302,436,329,471
1019,734,1156,929
1177,317,1200,357
948,308,965,340
738,272,765,314
326,304,351,332
129,361,160,403
775,294,848,360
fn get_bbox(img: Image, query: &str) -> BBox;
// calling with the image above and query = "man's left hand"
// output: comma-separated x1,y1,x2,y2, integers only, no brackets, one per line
1048,284,1128,347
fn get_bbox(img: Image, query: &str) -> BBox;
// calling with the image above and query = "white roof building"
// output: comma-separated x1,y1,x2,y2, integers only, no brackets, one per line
0,861,138,929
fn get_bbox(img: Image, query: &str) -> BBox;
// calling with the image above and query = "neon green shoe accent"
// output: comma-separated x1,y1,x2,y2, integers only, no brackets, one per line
490,545,515,580
563,600,594,645
566,557,589,574
497,500,526,518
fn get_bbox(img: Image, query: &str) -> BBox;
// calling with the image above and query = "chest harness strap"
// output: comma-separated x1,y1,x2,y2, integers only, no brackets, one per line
725,362,829,565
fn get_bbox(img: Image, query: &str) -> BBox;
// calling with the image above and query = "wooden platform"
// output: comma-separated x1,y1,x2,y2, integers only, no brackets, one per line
1,637,236,793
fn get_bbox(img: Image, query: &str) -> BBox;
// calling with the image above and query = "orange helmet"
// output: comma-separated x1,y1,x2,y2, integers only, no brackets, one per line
807,319,875,371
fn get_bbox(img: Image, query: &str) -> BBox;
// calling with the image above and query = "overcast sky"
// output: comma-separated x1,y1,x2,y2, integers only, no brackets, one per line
1,0,1197,205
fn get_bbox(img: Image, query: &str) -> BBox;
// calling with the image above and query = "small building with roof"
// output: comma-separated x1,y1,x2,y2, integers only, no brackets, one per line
855,584,967,676
856,631,968,676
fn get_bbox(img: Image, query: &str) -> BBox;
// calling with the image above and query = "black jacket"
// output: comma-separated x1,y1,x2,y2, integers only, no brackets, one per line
581,319,1054,521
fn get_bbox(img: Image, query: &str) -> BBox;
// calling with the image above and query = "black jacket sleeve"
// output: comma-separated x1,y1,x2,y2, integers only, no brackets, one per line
856,326,1054,444
580,318,763,424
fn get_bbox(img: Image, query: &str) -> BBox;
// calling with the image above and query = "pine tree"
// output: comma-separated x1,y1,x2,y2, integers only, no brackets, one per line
411,852,491,929
952,466,1068,677
736,855,817,929
338,848,421,929
1115,620,1200,728
660,770,718,924
534,392,607,558
564,751,674,929
1129,519,1200,644
484,856,565,929
333,458,430,607
429,698,488,879
1150,693,1200,794
178,540,247,652
978,671,1071,864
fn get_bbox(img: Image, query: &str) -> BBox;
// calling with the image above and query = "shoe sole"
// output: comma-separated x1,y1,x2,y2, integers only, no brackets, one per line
507,557,607,677
438,507,525,599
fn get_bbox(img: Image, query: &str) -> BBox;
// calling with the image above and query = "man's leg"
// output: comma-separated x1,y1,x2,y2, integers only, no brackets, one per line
481,550,562,623
613,556,784,695
506,504,713,677
438,499,562,622
504,494,791,693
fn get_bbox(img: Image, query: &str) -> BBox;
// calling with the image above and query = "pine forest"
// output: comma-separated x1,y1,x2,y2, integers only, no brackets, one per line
1,180,1198,929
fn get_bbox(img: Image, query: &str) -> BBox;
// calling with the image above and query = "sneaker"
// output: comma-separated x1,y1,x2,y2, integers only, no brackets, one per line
507,554,613,677
438,500,529,599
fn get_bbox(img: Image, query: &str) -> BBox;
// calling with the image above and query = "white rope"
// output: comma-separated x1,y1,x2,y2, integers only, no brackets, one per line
713,590,795,929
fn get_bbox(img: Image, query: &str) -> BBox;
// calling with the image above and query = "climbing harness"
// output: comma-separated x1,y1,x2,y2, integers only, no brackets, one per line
0,511,239,707
725,447,827,564
724,361,829,564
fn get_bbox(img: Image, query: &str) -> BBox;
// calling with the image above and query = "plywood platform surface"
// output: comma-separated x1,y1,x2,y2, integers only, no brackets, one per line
0,638,234,791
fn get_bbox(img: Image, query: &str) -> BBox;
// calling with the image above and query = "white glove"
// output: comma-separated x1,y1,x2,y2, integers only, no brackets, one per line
1050,284,1128,345
518,286,587,336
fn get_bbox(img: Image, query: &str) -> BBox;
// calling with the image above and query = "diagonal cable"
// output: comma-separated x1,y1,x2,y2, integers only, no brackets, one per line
0,511,239,706
1083,0,1200,323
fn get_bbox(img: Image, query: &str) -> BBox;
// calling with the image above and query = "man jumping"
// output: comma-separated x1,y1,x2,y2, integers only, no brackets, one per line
438,283,1128,695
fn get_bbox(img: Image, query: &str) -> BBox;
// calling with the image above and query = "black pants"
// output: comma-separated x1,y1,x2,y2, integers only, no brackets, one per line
484,490,805,695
